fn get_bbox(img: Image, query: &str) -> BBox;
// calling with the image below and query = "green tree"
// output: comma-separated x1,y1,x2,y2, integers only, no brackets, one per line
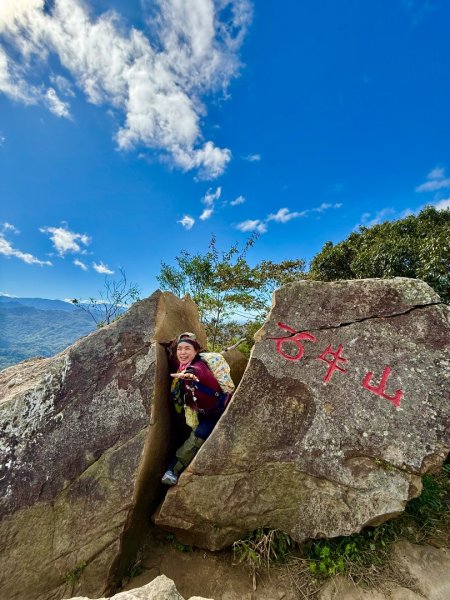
71,268,140,327
157,235,305,349
309,206,450,303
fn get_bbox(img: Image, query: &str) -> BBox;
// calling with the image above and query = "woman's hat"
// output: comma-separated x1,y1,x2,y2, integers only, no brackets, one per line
176,332,197,343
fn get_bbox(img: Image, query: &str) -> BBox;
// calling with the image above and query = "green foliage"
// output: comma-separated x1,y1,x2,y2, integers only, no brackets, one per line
157,235,305,349
305,463,450,581
406,463,450,529
306,526,394,580
71,268,140,326
309,206,450,302
164,531,192,553
63,560,87,587
233,528,293,572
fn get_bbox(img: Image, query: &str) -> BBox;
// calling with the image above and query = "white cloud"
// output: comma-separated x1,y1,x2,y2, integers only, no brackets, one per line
416,167,450,192
235,219,267,234
0,133,5,145
44,87,71,118
199,185,221,220
243,153,261,162
230,195,245,206
359,208,396,228
0,0,251,179
178,215,195,230
434,198,450,211
40,225,91,256
267,203,342,224
199,208,214,221
50,73,75,97
267,208,306,223
312,202,342,213
235,202,343,235
203,186,222,206
2,222,20,234
93,261,114,275
0,232,52,266
73,258,88,271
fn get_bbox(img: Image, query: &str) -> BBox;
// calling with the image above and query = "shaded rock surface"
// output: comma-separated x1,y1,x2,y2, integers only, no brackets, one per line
155,278,450,549
221,348,248,390
0,291,206,600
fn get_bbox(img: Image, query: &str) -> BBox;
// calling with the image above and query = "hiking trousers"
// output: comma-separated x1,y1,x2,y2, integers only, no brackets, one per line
173,413,222,475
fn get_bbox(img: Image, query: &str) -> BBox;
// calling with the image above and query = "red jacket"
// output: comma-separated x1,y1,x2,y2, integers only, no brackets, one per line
179,358,222,413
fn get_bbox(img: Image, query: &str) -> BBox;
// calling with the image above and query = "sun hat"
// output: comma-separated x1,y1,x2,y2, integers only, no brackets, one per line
176,332,197,342
176,332,200,350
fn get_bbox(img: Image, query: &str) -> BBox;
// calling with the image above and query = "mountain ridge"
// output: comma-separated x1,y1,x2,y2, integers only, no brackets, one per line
0,298,97,371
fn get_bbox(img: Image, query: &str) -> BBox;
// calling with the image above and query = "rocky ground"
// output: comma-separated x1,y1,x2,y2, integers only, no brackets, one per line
114,526,450,600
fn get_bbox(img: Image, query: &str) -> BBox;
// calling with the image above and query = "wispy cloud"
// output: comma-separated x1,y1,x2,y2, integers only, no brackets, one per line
236,202,342,234
50,73,75,97
359,208,396,228
0,231,52,266
2,222,19,234
415,167,450,192
40,225,91,256
74,258,88,271
0,133,5,145
93,261,114,275
312,202,342,213
230,195,245,206
434,198,450,211
0,0,252,179
243,153,261,162
199,186,221,220
45,87,71,118
235,219,267,234
178,215,195,230
267,208,306,223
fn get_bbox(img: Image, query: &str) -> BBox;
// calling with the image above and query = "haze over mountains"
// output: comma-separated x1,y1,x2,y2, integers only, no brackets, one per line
0,295,97,370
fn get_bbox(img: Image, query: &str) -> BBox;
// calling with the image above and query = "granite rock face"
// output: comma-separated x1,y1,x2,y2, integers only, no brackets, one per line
0,291,206,600
155,278,450,549
221,348,248,389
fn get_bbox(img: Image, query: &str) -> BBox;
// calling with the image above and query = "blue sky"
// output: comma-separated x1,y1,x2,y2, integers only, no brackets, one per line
1,0,449,301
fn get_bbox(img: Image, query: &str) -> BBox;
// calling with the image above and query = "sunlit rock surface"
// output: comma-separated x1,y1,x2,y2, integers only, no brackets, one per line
155,278,450,550
71,574,212,600
0,291,206,600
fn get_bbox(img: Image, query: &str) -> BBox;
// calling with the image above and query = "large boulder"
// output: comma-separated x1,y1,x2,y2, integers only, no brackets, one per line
0,291,206,600
155,278,450,549
221,348,248,388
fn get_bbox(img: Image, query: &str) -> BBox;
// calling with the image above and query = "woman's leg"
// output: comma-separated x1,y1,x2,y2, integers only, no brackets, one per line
161,413,221,485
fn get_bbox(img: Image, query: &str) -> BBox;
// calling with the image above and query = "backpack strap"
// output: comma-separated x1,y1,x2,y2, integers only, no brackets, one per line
185,380,229,413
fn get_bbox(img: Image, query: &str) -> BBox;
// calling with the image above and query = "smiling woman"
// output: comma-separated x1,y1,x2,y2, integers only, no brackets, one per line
162,332,228,486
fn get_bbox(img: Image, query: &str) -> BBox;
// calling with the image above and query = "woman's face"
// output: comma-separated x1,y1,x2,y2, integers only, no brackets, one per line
176,342,198,364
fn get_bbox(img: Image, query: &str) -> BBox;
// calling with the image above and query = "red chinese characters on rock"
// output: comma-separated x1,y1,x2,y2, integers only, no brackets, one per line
270,322,404,408
272,322,317,361
362,366,404,408
317,344,349,383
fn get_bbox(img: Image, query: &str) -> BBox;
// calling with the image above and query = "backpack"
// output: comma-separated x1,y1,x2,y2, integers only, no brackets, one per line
199,352,235,394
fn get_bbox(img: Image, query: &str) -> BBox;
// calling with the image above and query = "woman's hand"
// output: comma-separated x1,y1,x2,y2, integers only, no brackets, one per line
170,371,200,382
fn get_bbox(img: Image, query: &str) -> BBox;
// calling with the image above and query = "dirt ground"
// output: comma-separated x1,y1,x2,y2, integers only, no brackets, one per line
121,527,300,600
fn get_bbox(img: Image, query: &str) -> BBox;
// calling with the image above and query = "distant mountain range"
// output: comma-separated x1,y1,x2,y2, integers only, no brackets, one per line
0,296,98,371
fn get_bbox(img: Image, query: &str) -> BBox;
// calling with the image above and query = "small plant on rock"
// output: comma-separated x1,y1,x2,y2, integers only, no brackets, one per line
63,560,87,595
233,528,293,571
